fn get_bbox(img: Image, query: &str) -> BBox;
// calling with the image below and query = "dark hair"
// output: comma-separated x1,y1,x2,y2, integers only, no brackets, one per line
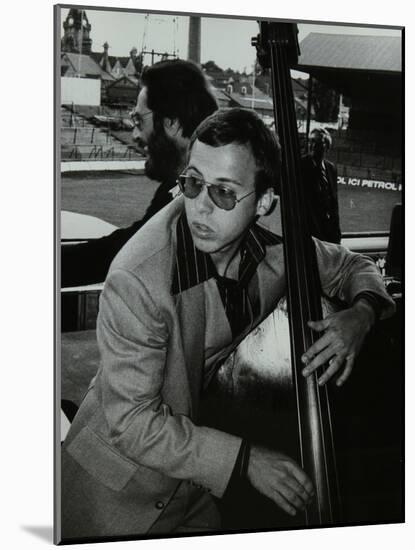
141,59,218,138
189,108,281,196
310,127,332,149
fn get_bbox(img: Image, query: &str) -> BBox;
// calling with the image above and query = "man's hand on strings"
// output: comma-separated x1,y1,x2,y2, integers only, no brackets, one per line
247,446,315,516
301,299,376,387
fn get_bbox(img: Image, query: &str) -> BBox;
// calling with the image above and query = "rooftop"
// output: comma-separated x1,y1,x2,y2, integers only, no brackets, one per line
62,52,115,81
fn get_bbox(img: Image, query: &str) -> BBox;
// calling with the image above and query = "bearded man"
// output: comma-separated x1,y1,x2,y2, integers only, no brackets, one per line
61,60,218,287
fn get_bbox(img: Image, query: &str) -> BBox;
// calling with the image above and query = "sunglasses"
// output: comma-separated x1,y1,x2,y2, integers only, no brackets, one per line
129,110,153,130
177,174,255,211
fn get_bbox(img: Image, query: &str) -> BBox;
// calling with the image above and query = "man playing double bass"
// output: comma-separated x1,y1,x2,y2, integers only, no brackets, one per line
60,108,394,540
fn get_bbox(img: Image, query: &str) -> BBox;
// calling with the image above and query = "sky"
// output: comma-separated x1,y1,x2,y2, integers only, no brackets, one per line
59,7,402,75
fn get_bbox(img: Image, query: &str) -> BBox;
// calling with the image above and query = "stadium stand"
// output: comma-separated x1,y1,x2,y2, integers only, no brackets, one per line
61,105,142,161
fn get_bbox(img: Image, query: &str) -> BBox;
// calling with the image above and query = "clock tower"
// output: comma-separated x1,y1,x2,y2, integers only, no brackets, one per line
61,8,92,54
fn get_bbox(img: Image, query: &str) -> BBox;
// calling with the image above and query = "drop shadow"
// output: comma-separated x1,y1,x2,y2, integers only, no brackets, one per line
21,525,53,543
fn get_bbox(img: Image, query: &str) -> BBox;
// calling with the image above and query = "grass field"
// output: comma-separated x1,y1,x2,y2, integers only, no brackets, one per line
61,171,158,228
61,171,402,235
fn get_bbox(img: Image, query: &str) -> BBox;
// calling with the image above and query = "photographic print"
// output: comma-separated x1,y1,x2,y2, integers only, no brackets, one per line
55,3,403,545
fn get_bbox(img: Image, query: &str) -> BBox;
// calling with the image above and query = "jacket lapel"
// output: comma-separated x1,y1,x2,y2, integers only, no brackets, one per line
175,284,207,417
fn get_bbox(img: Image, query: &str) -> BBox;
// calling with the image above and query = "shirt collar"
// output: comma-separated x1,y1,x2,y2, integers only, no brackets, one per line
171,211,281,295
312,157,326,170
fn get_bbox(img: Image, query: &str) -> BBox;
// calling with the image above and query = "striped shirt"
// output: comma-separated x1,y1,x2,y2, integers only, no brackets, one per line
172,212,282,339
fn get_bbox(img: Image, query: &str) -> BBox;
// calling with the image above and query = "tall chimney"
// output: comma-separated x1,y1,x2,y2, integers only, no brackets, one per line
188,16,201,64
102,42,111,73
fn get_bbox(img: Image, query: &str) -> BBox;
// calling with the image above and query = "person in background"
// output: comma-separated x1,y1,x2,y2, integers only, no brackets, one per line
61,59,218,287
301,127,341,244
61,108,394,540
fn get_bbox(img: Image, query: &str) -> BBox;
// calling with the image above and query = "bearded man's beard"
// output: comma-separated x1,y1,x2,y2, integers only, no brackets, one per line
144,125,184,184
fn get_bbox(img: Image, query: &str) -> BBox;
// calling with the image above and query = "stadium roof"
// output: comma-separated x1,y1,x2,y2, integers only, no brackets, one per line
296,33,402,74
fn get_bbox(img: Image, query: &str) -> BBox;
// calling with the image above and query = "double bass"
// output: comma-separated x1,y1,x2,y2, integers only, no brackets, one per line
253,21,341,526
201,21,341,528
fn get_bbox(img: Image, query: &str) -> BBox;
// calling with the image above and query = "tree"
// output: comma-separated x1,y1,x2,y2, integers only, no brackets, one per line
202,60,224,73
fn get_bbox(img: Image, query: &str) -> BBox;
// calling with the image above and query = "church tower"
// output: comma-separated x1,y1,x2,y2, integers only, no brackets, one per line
61,8,92,54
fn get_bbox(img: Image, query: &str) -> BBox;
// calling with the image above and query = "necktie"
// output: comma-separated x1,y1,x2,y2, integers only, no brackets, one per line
320,163,329,192
216,277,251,339
319,163,331,220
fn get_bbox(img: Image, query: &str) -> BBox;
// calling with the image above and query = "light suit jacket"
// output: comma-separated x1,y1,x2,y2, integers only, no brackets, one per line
61,196,394,540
